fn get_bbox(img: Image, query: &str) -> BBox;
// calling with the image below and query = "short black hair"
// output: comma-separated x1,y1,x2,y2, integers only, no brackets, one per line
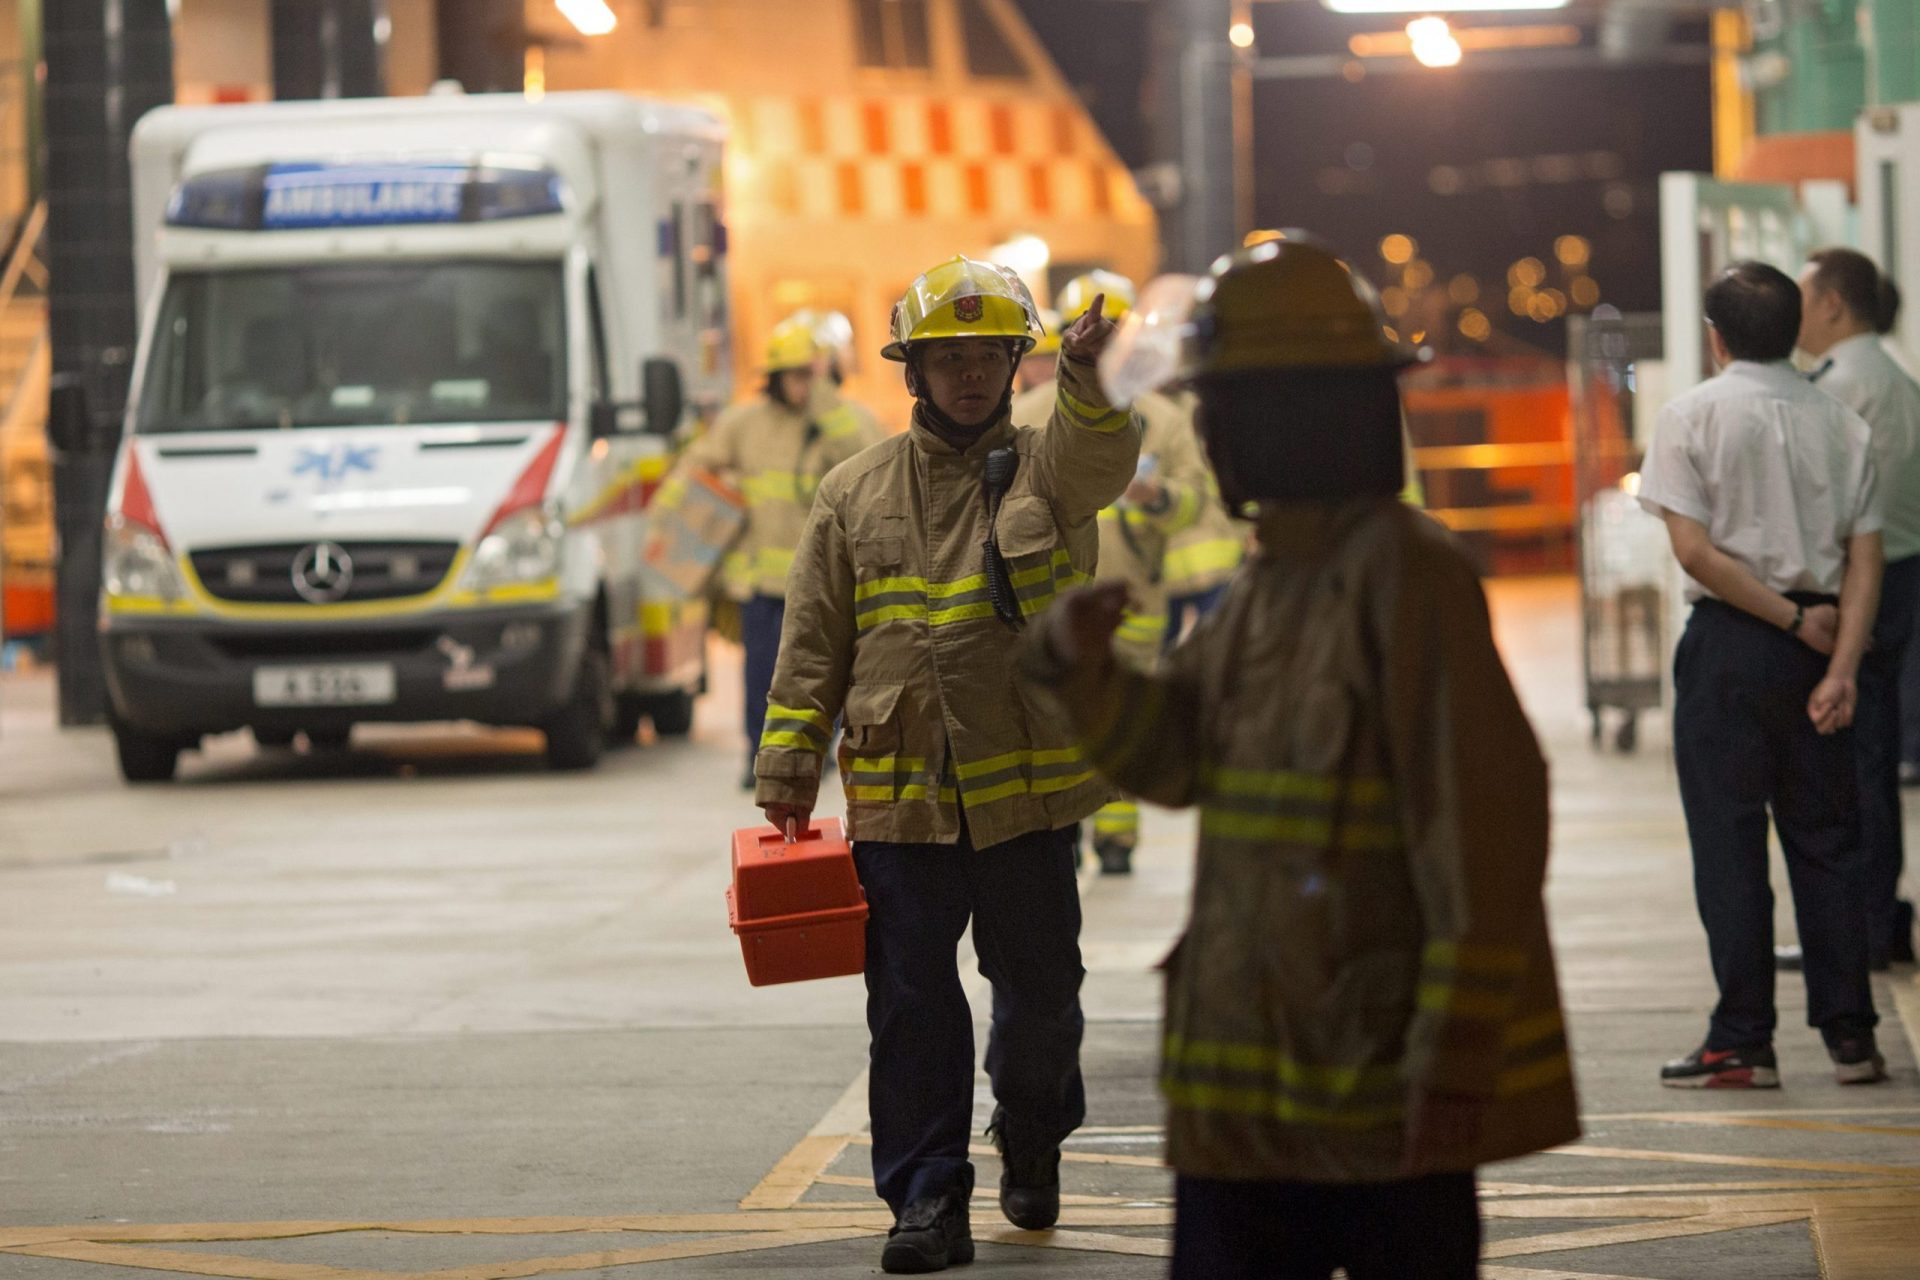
1878,275,1903,335
1705,261,1801,362
1806,247,1885,330
1194,367,1404,504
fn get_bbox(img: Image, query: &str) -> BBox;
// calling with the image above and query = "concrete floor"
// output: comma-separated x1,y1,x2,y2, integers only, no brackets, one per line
1,577,1917,1278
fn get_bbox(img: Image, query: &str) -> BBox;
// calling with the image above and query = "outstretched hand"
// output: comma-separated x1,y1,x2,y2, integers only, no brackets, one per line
1060,293,1121,365
1046,580,1132,665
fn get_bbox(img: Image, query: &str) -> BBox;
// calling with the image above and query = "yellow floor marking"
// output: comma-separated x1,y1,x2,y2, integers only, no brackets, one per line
737,1066,869,1211
1483,1211,1809,1260
1549,1145,1920,1178
1483,1178,1920,1197
1482,1268,1664,1280
389,1228,881,1280
1811,1199,1920,1279
976,1227,1172,1258
1585,1106,1920,1122
1634,1112,1920,1139
2,1240,382,1280
1481,1187,1920,1221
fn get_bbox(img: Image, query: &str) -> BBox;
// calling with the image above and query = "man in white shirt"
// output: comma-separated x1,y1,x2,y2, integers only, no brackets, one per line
1638,261,1888,1088
1800,248,1920,970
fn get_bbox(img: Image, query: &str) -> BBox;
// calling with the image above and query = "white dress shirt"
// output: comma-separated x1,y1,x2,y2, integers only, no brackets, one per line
1814,332,1920,562
1638,360,1881,602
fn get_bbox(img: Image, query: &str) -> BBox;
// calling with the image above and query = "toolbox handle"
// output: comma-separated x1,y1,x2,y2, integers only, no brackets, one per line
784,818,799,845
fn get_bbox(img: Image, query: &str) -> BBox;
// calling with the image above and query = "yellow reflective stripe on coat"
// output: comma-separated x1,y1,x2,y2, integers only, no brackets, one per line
761,703,831,753
1162,1033,1405,1129
1417,939,1530,1021
1198,766,1401,849
1058,383,1133,434
951,745,1096,807
1163,535,1244,585
851,551,1083,633
1116,612,1167,648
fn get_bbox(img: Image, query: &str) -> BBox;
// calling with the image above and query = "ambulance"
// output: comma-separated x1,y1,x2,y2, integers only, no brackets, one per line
99,91,726,782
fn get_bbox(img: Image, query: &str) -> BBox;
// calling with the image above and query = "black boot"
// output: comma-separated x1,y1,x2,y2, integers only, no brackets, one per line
1094,839,1133,876
881,1187,974,1274
985,1105,1061,1230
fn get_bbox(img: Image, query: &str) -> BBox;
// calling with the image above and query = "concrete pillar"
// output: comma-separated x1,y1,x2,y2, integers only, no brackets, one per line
1159,0,1236,273
271,0,388,100
43,0,173,725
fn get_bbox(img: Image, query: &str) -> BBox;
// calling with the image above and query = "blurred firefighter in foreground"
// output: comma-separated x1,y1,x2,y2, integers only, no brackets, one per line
1013,269,1209,875
670,316,880,787
755,256,1140,1274
1021,236,1579,1279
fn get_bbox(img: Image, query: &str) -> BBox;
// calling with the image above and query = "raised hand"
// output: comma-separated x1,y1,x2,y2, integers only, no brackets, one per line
1060,293,1120,365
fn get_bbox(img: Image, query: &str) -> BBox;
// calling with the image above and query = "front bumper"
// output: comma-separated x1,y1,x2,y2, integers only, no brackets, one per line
101,603,592,738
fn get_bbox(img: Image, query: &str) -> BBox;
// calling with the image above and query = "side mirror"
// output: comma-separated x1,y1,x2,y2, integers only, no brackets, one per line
642,357,685,437
589,401,619,440
47,376,97,455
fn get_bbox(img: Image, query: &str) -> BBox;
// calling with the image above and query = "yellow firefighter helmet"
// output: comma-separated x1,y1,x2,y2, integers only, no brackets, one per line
883,256,1041,361
1058,268,1137,324
1032,308,1063,356
765,317,821,372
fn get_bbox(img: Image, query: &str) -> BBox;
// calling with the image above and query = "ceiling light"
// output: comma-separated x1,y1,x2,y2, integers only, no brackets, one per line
1408,16,1463,67
1326,0,1567,12
557,0,618,37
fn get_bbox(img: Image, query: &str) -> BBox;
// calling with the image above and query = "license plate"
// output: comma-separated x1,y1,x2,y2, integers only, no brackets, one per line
252,663,397,707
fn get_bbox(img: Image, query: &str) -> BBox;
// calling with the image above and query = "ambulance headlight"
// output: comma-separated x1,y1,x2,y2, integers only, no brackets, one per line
103,517,186,604
465,507,563,590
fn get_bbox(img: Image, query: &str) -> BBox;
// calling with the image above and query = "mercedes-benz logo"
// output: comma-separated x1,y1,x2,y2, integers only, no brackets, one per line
291,541,354,604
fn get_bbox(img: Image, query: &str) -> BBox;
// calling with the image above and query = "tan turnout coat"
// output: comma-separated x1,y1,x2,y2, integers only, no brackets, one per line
754,355,1141,847
1023,498,1580,1179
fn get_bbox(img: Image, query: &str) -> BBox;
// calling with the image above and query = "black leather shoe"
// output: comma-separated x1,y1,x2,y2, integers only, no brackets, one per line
985,1105,1061,1230
1094,840,1133,876
881,1189,973,1274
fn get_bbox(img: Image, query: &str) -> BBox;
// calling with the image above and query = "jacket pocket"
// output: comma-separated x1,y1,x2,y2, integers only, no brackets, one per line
853,536,904,569
842,681,905,763
995,495,1058,559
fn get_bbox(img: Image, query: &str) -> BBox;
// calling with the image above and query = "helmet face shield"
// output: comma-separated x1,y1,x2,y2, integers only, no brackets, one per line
1097,274,1204,405
884,256,1042,361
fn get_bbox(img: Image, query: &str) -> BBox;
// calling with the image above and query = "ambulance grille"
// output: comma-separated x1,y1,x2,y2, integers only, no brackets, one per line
190,541,461,604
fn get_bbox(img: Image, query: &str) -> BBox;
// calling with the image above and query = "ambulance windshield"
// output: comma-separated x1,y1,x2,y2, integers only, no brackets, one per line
136,260,568,433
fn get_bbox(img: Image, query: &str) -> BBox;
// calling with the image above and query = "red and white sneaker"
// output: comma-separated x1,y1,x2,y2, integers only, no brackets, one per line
1659,1044,1781,1089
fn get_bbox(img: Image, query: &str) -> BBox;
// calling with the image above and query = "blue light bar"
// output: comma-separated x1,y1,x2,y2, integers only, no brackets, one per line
165,163,568,231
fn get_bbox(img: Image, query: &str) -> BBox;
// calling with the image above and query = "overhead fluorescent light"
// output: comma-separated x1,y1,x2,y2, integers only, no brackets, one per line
557,0,618,36
1324,0,1569,13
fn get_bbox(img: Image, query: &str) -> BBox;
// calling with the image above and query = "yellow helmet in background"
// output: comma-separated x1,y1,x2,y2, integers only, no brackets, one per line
1058,269,1136,324
1188,235,1413,377
883,256,1041,361
765,316,821,372
1032,308,1063,357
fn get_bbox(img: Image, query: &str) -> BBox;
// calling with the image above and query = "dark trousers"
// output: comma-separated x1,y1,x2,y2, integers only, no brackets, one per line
1673,598,1877,1049
853,824,1086,1215
741,593,785,754
1857,555,1919,962
1163,585,1228,656
1172,1172,1480,1280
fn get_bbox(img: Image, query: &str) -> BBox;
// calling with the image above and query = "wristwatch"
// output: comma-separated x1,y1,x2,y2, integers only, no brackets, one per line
1787,605,1805,635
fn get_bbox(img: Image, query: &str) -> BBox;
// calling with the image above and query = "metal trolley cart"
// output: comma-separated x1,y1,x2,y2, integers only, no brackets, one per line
1569,311,1668,752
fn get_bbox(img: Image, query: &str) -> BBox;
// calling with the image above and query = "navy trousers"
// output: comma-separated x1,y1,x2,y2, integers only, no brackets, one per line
740,594,785,755
1673,598,1877,1050
1171,1172,1480,1280
853,824,1086,1215
1856,555,1919,963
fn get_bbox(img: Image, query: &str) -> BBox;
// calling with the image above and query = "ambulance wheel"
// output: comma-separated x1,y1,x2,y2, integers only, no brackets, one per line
252,727,297,749
306,727,352,751
113,724,180,784
545,648,612,771
610,696,646,747
644,690,695,738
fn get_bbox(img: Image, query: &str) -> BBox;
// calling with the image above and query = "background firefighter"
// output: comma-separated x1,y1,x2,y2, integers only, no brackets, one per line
1022,236,1579,1280
753,256,1141,1275
1013,269,1210,875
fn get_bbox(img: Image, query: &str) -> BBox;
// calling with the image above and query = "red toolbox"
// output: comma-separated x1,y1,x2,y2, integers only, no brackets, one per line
726,818,868,986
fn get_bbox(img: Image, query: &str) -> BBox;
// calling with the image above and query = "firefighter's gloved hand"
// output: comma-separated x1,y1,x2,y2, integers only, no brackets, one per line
1046,581,1132,665
761,802,813,838
1060,293,1120,365
1402,1089,1487,1175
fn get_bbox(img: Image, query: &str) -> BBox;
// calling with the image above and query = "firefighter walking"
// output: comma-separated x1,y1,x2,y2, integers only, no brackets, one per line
1013,270,1209,875
754,257,1140,1274
1023,237,1579,1279
668,316,880,787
